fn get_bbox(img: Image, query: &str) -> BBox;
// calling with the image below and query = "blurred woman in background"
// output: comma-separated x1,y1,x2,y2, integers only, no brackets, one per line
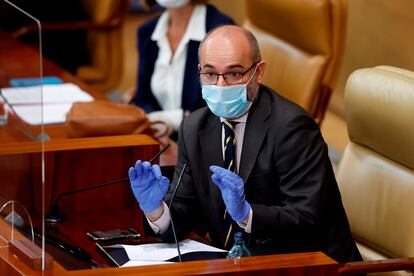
134,0,234,138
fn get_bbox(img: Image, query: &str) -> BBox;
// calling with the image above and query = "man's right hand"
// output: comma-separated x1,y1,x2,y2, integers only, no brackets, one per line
128,160,170,214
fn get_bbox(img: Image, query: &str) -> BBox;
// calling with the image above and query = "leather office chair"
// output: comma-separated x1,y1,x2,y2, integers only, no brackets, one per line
14,0,129,93
336,66,414,275
75,0,129,93
243,0,347,123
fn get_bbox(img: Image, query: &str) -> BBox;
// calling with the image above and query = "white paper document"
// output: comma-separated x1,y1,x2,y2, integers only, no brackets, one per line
12,103,73,125
107,239,226,264
121,260,173,267
1,83,93,104
0,83,94,125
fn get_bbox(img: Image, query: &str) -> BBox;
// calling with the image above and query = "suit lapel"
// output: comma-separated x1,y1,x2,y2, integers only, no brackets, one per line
199,114,223,168
239,88,271,182
199,115,226,216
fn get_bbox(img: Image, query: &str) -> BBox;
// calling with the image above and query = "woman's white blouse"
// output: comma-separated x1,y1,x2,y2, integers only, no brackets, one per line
148,4,206,130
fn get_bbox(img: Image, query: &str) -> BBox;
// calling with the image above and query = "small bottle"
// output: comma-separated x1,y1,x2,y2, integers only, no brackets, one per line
227,232,251,258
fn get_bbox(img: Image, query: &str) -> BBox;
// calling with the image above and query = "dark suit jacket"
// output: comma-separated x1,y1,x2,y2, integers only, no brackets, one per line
153,85,362,263
134,5,234,112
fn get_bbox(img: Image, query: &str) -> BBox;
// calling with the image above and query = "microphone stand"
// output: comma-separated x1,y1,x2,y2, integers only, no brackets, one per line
46,178,130,223
168,162,187,263
46,144,170,223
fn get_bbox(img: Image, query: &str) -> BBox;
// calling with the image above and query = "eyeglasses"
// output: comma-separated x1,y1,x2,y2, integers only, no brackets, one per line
199,63,258,85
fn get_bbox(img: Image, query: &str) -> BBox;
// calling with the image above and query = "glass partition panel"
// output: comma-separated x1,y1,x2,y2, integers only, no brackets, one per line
0,0,47,270
1,2,163,272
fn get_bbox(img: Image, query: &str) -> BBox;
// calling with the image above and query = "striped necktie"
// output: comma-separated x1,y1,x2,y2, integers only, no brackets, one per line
223,120,237,171
222,120,238,248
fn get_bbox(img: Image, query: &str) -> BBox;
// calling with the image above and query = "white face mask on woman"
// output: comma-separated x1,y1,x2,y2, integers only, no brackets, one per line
155,0,190,9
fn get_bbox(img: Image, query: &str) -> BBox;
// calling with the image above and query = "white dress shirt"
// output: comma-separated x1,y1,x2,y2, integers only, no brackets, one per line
148,4,206,131
146,112,253,235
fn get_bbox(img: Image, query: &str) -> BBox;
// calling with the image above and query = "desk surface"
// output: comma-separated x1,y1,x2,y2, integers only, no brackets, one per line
0,29,177,271
0,218,338,276
0,28,177,165
0,28,105,142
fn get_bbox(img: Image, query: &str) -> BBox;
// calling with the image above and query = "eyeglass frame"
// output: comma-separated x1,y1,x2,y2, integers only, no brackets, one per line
199,62,259,85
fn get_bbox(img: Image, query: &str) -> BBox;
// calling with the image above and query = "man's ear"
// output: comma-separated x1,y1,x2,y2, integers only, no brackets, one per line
198,64,201,71
255,61,266,84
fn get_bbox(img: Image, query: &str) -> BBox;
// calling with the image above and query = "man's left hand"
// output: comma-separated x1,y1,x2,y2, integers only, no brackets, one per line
210,165,250,222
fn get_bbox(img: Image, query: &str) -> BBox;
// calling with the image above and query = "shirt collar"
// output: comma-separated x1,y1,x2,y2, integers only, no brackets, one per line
151,4,206,42
220,111,249,124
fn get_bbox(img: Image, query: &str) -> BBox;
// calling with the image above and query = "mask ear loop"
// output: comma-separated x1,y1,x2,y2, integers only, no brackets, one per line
247,61,262,102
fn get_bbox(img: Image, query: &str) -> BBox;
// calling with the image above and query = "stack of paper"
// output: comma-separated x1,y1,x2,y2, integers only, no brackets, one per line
105,239,227,267
0,83,94,125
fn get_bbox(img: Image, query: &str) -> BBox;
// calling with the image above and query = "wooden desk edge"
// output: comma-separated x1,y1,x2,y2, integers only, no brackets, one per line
70,251,338,276
0,134,159,155
0,217,338,275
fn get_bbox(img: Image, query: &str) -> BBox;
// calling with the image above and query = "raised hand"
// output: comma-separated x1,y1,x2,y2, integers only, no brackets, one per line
210,165,250,222
128,160,170,213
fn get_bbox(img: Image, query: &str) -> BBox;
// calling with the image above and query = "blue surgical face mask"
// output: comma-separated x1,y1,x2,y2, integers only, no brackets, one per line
202,83,252,119
201,67,257,119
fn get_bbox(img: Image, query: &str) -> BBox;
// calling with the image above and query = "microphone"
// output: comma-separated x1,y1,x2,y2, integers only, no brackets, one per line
46,143,171,223
45,178,129,223
168,162,187,263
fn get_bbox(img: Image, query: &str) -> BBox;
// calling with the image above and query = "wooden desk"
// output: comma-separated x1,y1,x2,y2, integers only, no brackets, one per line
0,27,174,223
0,29,105,98
0,218,338,276
0,28,177,166
0,29,170,269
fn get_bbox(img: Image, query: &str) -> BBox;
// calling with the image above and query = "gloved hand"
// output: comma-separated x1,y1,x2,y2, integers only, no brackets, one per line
128,160,170,213
210,165,250,222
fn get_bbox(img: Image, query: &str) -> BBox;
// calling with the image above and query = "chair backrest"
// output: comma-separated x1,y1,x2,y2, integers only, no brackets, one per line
336,66,414,274
243,0,347,122
76,0,129,93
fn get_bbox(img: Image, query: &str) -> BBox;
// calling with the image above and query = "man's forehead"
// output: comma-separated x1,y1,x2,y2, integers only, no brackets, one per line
200,29,252,66
203,27,249,49
201,53,246,69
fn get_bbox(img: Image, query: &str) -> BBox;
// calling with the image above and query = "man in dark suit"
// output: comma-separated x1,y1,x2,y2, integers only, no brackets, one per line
129,25,362,263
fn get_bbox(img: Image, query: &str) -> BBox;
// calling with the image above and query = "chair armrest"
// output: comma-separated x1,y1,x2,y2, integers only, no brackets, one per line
339,257,414,275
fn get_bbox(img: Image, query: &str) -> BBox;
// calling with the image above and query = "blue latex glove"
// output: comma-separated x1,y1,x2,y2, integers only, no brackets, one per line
210,165,250,222
128,160,170,213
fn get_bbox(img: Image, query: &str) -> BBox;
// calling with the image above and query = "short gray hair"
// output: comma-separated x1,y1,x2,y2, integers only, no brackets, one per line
198,25,262,64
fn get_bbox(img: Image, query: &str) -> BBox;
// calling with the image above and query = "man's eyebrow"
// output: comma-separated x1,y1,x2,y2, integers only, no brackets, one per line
227,65,244,71
202,64,215,70
201,64,245,71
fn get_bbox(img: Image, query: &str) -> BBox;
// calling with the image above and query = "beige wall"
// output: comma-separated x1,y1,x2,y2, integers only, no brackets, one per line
330,0,414,116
